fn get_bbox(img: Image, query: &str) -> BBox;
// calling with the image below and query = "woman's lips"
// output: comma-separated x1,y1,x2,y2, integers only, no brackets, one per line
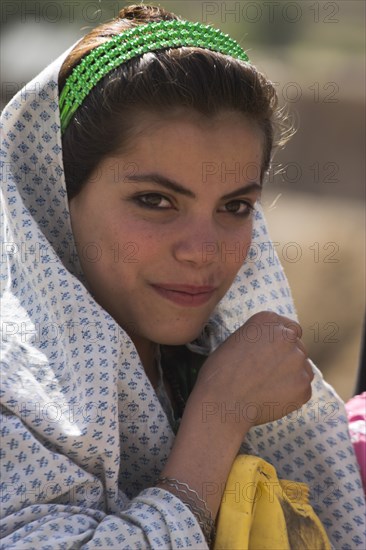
151,284,217,307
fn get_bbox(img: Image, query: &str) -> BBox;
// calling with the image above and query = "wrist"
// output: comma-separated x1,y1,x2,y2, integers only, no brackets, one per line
188,380,254,438
161,387,249,520
156,476,216,546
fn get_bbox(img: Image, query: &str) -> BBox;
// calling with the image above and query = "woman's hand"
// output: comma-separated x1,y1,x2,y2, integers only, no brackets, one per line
160,311,314,522
192,310,314,430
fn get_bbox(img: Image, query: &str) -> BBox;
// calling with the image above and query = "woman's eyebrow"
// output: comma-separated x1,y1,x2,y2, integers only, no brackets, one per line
222,183,262,200
124,172,262,199
125,173,195,197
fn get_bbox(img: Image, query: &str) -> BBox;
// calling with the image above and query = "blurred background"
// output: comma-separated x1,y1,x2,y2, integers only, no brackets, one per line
1,0,364,400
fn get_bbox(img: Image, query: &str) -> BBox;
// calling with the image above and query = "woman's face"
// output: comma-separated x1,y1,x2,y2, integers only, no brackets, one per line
69,110,263,349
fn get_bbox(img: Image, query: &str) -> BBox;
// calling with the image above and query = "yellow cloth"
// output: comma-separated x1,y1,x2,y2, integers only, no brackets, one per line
214,455,331,550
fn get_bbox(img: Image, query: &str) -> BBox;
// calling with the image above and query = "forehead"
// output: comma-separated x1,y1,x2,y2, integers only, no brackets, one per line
117,109,264,182
130,108,262,145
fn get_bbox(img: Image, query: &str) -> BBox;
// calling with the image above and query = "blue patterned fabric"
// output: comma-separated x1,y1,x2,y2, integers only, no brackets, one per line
1,48,365,549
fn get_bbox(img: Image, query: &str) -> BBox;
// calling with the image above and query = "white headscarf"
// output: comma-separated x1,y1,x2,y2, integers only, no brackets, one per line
1,45,365,549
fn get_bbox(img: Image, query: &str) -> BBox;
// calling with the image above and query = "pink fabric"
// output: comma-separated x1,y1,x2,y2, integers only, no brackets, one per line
346,392,366,493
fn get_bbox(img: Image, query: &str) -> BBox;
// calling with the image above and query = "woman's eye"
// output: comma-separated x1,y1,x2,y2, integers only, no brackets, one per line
135,193,172,209
220,200,254,217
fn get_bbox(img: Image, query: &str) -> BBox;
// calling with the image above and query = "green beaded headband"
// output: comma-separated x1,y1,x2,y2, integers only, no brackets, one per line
59,19,249,133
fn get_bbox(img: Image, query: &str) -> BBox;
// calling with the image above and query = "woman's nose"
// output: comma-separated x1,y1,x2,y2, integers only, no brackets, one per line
172,219,220,266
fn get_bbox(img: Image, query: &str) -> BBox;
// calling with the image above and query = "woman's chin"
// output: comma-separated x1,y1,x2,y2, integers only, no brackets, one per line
149,324,207,347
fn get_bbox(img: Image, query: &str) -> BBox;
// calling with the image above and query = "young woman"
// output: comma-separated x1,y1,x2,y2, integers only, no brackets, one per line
1,4,365,548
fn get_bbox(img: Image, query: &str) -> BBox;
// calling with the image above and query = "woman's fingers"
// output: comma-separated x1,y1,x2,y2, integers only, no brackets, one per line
304,357,315,381
281,317,303,339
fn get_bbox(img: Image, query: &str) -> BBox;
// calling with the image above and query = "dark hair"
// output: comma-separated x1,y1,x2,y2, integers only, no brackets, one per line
59,4,287,199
